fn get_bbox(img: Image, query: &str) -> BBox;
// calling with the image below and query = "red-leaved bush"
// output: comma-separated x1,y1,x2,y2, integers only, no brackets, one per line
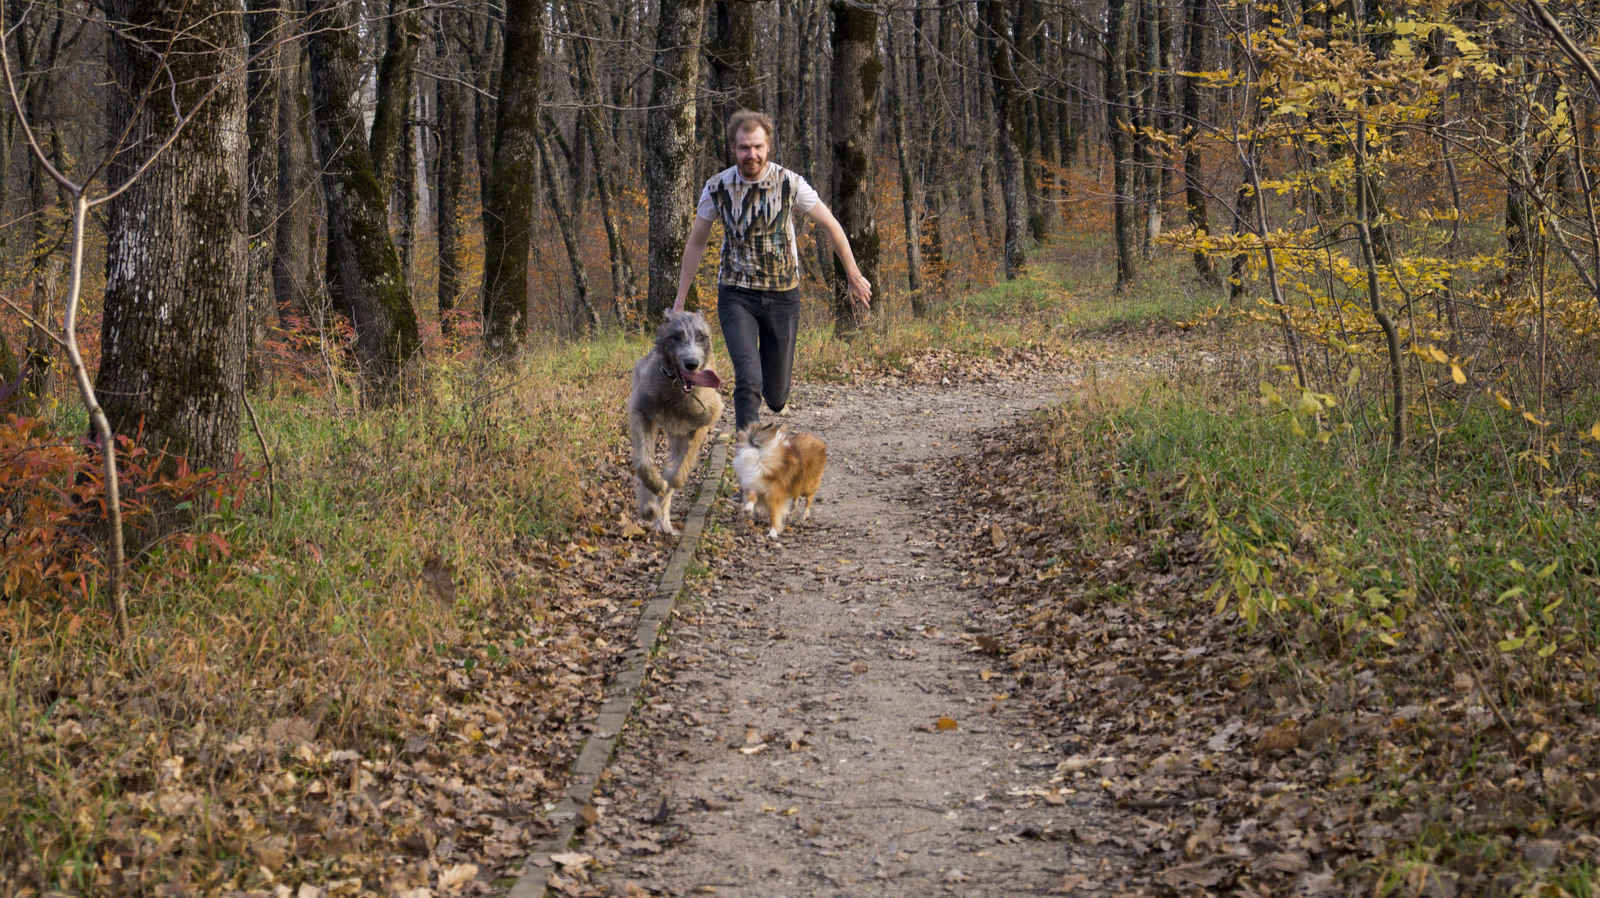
1,414,258,609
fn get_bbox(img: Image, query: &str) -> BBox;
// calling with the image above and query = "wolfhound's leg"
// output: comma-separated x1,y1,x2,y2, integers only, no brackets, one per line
664,426,708,491
656,487,678,535
630,412,667,497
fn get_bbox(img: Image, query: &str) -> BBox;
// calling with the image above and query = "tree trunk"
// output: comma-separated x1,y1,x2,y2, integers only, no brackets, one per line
796,0,827,281
709,0,758,121
982,0,1028,279
470,10,501,223
369,0,421,193
886,29,924,312
537,121,599,332
394,90,418,284
645,0,710,322
435,52,466,335
17,9,62,411
1182,0,1221,286
922,4,952,284
101,0,249,468
1105,0,1139,289
1016,0,1046,244
828,0,880,337
246,0,282,386
1133,0,1155,259
274,35,316,324
306,0,422,395
568,0,637,323
1154,0,1176,244
480,0,543,352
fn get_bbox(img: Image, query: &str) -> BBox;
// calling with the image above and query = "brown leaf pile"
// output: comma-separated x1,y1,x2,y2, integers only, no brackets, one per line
936,418,1600,896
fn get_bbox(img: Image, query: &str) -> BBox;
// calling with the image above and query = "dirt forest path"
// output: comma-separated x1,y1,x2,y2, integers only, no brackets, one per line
580,368,1135,897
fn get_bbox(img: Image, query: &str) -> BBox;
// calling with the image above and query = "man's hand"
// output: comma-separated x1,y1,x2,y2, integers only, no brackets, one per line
846,271,872,309
806,201,874,312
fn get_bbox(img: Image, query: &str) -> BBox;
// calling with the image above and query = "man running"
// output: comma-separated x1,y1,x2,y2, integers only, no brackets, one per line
672,109,872,433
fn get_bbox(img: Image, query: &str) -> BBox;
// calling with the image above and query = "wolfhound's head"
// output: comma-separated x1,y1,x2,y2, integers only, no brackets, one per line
656,311,721,391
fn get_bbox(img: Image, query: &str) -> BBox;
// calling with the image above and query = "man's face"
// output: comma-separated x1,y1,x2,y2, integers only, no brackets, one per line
733,126,770,180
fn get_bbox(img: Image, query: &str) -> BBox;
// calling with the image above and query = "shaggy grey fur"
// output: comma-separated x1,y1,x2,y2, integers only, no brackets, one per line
629,311,725,533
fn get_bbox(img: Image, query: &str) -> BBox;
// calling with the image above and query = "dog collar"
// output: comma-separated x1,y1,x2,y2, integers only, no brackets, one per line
660,364,694,393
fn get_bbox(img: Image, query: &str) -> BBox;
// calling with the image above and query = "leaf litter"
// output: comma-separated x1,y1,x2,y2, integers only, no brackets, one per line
0,440,706,897
935,406,1600,896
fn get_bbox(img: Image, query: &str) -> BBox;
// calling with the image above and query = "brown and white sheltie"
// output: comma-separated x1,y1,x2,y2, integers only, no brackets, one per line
732,420,827,538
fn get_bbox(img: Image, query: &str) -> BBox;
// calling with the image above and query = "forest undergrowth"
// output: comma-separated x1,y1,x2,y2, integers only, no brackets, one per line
6,198,1600,895
943,239,1600,897
0,223,1080,894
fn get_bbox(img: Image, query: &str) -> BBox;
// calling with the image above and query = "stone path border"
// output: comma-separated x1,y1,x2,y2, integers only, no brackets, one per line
506,434,729,898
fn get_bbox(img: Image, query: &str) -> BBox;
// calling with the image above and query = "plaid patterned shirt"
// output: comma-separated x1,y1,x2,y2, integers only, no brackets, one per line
697,163,819,292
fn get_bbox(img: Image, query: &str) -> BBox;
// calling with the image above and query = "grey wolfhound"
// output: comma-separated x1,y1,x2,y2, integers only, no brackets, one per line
629,311,725,534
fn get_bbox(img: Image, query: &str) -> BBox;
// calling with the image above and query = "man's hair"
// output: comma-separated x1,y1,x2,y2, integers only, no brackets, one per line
727,109,775,149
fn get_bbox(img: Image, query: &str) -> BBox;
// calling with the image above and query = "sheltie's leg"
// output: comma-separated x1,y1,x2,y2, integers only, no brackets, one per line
766,494,787,538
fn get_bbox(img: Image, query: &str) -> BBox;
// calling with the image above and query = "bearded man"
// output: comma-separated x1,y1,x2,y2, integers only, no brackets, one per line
672,109,872,433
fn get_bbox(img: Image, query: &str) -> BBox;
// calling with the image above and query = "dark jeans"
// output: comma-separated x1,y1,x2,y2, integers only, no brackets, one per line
717,284,800,433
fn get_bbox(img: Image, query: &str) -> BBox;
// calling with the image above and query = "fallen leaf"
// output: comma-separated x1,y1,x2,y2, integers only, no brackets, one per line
438,863,478,891
1158,862,1227,888
1053,873,1093,893
549,852,592,869
935,717,959,731
1254,719,1301,756
1261,851,1310,873
1185,818,1221,860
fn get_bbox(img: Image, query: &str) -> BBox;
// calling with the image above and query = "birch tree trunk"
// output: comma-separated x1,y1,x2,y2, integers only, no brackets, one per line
100,0,249,469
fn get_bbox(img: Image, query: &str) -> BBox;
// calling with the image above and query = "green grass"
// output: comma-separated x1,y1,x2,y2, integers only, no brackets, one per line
1050,367,1600,661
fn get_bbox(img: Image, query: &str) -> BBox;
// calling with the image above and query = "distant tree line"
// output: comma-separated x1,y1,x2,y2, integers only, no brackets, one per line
1,0,1596,472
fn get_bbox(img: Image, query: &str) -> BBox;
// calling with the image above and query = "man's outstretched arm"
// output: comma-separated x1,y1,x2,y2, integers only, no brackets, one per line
805,202,872,309
672,215,716,314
